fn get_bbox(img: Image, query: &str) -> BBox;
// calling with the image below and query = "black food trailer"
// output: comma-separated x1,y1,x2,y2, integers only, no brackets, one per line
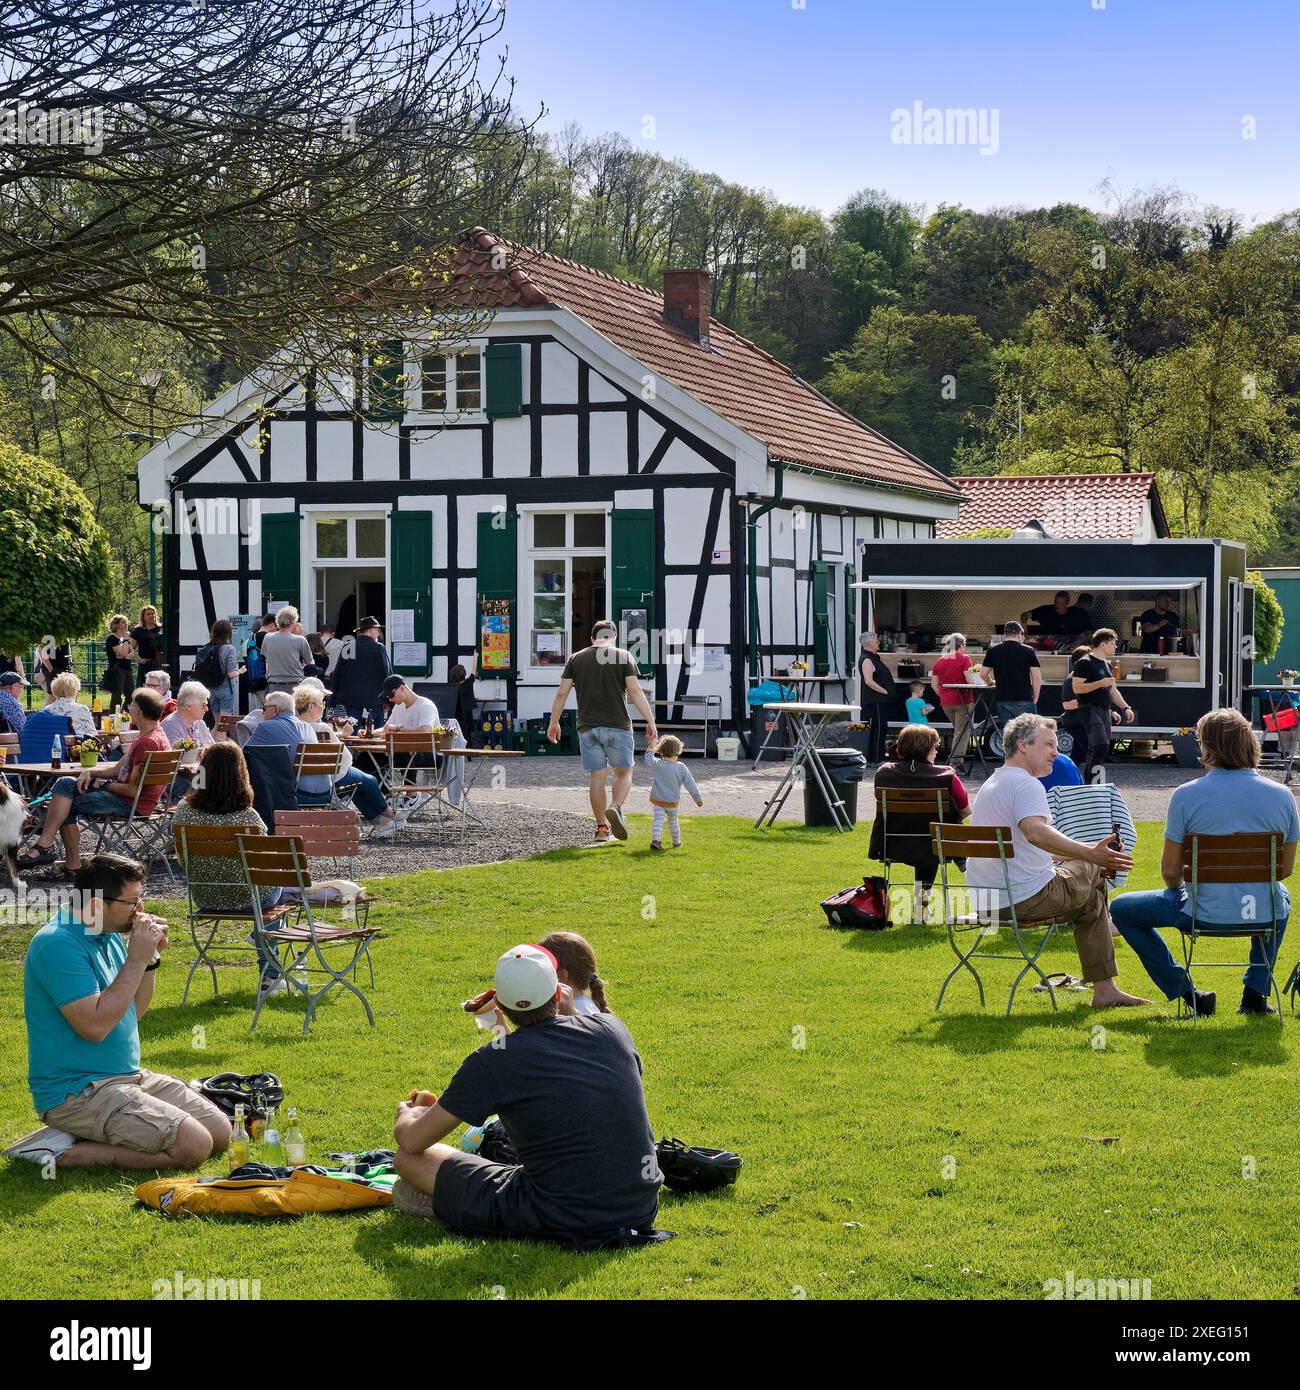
854,537,1252,738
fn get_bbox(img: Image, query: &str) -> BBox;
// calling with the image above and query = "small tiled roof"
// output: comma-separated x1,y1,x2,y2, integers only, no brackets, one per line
934,472,1167,539
382,228,960,499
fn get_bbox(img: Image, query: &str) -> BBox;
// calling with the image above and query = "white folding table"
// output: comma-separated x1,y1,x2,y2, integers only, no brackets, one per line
754,701,860,832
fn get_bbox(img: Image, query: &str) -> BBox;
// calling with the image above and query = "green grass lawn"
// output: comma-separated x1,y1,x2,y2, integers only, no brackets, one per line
1,816,1297,1301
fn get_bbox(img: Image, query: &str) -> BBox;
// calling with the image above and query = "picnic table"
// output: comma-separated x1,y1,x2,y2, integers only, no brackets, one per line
754,701,860,833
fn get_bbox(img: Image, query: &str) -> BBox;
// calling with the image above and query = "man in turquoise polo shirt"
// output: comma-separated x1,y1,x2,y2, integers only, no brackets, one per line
6,854,230,1169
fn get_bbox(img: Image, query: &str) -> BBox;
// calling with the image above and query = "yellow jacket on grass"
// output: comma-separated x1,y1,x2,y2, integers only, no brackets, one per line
136,1168,392,1216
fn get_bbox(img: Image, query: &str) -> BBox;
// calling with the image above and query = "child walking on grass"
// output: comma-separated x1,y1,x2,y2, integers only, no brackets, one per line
644,734,703,851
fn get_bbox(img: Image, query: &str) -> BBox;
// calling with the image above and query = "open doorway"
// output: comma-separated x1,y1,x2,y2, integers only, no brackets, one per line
313,566,385,636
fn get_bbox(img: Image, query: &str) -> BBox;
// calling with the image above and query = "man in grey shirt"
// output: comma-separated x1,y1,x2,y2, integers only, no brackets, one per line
261,606,312,694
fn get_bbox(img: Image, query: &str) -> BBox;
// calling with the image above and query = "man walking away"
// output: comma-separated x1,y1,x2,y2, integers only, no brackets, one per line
330,617,391,727
260,606,312,697
549,619,658,845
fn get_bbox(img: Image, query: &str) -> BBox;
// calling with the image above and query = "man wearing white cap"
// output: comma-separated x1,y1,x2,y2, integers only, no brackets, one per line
391,943,661,1243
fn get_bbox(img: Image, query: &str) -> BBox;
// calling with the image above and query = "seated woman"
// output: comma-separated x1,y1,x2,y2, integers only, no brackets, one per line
291,684,402,837
173,741,285,993
39,672,97,741
868,722,970,921
1110,708,1298,1017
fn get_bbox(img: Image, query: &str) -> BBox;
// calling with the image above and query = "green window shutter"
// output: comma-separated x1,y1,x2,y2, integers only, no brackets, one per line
476,510,517,678
260,513,300,611
484,342,523,418
611,509,656,678
843,563,856,678
812,561,831,676
369,340,406,422
390,511,433,676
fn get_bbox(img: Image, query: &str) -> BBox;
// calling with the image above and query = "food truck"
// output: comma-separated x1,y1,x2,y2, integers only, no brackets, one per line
854,536,1252,739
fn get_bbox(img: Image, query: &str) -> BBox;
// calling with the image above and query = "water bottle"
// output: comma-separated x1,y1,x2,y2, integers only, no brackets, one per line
261,1106,285,1166
284,1108,306,1167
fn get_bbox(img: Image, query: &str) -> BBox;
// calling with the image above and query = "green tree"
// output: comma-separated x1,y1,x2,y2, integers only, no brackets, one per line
0,442,114,652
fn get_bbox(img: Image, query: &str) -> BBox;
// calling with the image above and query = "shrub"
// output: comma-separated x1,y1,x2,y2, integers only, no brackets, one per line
0,442,115,653
1249,569,1283,665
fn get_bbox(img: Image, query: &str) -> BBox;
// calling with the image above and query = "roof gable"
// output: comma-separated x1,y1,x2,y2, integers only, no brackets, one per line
394,228,960,500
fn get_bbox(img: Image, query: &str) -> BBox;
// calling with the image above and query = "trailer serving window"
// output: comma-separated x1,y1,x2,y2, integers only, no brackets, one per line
855,577,1206,686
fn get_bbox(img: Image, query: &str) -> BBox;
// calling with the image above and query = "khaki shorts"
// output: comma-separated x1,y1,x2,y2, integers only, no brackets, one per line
41,1071,227,1154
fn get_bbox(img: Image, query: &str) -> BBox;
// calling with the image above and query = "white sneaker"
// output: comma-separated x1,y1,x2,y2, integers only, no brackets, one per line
260,976,289,997
398,795,422,813
371,819,400,839
4,1125,77,1164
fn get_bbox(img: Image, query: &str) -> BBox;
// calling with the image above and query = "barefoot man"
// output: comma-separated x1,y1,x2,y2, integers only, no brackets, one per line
965,712,1150,1009
548,619,657,845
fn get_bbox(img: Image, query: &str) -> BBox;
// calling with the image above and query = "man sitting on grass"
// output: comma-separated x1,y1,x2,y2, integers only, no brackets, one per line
390,943,661,1245
965,712,1149,1009
6,854,231,1170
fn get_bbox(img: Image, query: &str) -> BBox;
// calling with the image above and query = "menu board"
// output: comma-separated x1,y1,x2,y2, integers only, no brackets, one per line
480,599,512,672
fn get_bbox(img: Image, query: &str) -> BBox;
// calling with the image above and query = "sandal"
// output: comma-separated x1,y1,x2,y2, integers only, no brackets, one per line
16,847,58,868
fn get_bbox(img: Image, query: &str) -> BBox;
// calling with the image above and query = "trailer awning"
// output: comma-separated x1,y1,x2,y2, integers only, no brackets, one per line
852,577,1203,591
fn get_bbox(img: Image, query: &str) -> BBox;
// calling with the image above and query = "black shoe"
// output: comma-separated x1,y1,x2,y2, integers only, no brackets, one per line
1238,987,1277,1015
1180,988,1216,1017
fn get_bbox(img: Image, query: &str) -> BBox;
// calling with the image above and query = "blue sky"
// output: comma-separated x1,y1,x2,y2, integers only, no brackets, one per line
496,0,1299,222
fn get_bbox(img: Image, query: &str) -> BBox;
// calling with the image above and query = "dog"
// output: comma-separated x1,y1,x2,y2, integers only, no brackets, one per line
0,779,26,891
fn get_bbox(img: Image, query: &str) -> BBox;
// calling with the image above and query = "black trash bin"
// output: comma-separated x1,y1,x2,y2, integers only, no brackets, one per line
803,749,867,827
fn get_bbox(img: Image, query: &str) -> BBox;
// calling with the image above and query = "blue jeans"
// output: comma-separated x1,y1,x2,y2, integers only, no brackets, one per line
254,887,285,984
297,767,387,822
996,699,1037,728
49,777,129,820
1110,887,1287,999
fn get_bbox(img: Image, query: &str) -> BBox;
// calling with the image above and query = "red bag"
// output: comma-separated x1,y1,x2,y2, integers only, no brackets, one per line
1264,706,1297,732
821,876,891,930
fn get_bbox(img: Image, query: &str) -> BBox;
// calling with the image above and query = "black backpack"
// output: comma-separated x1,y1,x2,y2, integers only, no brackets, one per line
192,643,226,688
656,1137,742,1194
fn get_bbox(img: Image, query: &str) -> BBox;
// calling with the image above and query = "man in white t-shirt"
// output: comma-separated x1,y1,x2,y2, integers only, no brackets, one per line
320,625,344,679
379,676,438,731
966,713,1149,1008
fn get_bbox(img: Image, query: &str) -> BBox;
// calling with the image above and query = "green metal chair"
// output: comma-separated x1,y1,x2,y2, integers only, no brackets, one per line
933,822,1069,1016
874,785,951,925
1180,832,1285,1027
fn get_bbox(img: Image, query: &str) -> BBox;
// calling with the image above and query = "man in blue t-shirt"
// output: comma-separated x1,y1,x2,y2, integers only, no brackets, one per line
1111,709,1299,1016
390,943,661,1243
8,854,230,1169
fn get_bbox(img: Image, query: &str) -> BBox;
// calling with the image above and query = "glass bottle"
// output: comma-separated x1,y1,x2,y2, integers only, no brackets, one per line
261,1105,285,1166
284,1107,306,1167
228,1104,250,1171
249,1090,267,1142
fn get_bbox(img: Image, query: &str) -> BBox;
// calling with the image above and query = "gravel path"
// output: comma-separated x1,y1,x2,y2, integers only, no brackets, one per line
16,800,597,901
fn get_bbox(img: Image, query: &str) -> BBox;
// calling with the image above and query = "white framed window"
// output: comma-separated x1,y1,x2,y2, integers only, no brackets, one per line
522,509,609,670
411,341,485,416
305,508,389,634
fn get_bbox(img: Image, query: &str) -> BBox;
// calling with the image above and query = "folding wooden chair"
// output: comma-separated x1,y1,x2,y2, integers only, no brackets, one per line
376,731,441,826
1180,832,1285,1026
273,807,364,886
174,822,296,1004
236,833,380,1034
214,713,241,738
86,747,184,881
933,823,1069,1016
874,785,951,924
290,741,356,812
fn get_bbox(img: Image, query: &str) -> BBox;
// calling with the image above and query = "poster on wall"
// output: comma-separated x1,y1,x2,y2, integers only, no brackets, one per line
392,641,428,668
480,599,512,672
389,609,415,643
229,614,260,661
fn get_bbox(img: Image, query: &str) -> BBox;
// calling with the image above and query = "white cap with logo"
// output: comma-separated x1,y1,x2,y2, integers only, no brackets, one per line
494,943,559,1012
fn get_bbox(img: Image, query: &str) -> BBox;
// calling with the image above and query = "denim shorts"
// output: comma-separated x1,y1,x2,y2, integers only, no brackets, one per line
579,726,634,772
50,777,130,820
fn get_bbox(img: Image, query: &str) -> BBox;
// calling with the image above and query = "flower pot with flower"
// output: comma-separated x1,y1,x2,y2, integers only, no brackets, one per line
173,736,200,766
1279,669,1298,689
1170,727,1201,769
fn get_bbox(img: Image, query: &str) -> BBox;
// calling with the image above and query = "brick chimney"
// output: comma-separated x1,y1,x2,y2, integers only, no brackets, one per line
662,269,711,346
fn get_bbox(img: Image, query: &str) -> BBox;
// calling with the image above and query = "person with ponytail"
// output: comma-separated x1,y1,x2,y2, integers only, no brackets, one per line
539,931,609,1015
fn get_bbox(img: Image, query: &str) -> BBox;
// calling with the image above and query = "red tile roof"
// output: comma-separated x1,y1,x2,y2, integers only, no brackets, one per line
383,229,960,500
934,473,1167,539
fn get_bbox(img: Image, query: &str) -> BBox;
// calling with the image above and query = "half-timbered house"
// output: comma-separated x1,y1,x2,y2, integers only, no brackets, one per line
135,227,961,731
